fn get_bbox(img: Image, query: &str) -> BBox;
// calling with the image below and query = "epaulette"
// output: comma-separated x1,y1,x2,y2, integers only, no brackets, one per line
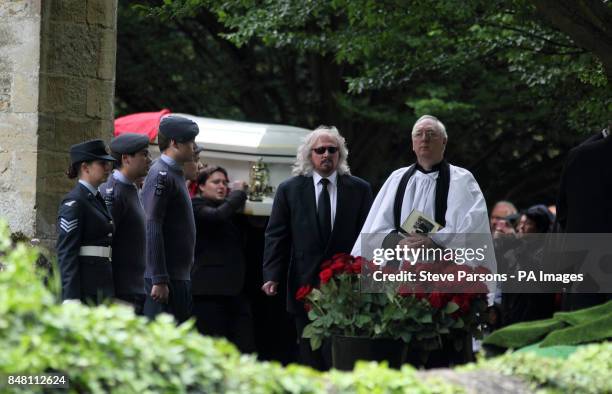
155,171,168,196
103,187,114,207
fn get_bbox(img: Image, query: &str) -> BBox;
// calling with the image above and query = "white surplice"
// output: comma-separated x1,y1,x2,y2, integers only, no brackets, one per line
351,164,491,253
352,163,497,303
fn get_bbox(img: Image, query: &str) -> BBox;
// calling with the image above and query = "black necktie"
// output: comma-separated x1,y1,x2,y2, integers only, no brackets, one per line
318,178,331,242
95,193,107,211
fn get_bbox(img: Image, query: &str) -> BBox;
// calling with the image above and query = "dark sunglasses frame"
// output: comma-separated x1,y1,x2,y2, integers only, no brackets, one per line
312,146,339,154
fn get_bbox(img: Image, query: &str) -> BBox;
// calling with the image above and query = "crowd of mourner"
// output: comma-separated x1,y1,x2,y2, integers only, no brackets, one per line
56,114,611,369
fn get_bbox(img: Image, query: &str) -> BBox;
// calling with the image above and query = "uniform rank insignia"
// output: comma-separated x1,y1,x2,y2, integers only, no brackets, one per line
155,171,168,196
104,188,114,206
59,217,78,233
64,200,76,207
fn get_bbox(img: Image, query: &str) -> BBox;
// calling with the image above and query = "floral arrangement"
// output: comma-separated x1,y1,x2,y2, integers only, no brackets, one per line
297,253,489,352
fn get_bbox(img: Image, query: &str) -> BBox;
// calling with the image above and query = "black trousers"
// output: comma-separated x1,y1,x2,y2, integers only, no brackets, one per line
294,313,331,371
116,293,146,316
143,278,192,324
192,294,256,353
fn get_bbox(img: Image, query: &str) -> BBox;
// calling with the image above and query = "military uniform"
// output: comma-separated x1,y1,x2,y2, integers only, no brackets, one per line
99,133,150,314
56,140,115,304
142,116,199,323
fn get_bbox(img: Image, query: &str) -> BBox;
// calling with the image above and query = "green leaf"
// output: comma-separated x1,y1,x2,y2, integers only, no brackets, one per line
452,318,465,329
444,302,460,314
355,314,372,327
310,336,322,351
301,324,315,339
419,313,433,324
400,332,412,343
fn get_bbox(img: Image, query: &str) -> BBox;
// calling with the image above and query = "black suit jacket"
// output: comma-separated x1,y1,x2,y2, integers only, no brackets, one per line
556,136,612,310
56,183,115,302
263,174,373,313
557,136,612,233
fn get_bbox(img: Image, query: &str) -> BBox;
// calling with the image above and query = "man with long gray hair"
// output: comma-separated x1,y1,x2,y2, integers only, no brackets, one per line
262,125,373,369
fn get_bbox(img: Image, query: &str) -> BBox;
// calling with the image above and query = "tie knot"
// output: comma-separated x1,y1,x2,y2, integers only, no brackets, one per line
320,178,330,186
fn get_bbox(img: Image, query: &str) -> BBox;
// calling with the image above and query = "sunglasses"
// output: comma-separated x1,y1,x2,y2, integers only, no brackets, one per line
312,146,339,155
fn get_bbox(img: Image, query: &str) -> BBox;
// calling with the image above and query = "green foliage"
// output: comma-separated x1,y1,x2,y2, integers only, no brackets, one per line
0,220,460,393
0,221,610,392
464,343,612,393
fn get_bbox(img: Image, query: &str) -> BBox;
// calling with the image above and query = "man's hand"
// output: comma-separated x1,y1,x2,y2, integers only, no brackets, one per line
151,283,169,303
261,281,278,296
398,233,436,249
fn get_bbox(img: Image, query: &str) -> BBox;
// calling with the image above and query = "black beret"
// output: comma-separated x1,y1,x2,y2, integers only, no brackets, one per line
110,133,150,154
159,116,199,142
70,139,115,165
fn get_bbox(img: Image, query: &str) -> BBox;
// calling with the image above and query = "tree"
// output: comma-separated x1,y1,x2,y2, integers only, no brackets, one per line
119,0,610,206
532,0,612,81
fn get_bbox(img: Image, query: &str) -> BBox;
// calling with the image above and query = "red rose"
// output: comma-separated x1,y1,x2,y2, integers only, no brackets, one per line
295,285,313,301
319,268,334,284
427,292,447,309
414,262,432,278
413,284,427,300
332,253,353,265
468,281,489,295
330,261,347,273
398,284,415,297
349,258,363,274
320,259,333,270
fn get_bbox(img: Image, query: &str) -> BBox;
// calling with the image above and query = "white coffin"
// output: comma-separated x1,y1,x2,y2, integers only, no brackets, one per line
175,114,311,216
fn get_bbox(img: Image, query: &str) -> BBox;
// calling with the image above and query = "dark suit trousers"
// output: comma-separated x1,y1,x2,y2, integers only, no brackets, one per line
192,294,256,353
116,293,146,316
294,312,331,371
144,278,192,324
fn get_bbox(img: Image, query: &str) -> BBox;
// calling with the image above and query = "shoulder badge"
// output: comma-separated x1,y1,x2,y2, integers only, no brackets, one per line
155,171,168,196
59,217,78,233
64,200,76,207
103,188,114,207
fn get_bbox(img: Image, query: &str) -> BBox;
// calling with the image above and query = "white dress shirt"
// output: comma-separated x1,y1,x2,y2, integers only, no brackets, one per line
79,179,99,196
313,171,338,230
112,169,135,186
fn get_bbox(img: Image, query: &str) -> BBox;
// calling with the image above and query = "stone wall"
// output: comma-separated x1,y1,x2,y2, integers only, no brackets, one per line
0,0,117,246
0,0,42,239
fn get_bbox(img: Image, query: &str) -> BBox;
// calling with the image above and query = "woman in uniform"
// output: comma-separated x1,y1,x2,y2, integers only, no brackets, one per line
56,139,116,305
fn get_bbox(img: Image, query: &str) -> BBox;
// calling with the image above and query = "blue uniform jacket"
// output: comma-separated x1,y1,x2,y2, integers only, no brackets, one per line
56,183,115,302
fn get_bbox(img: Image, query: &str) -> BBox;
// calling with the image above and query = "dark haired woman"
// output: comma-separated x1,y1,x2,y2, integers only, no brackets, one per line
56,139,116,305
191,166,255,352
501,204,557,326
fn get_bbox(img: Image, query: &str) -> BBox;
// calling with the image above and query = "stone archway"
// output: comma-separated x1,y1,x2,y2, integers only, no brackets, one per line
0,0,118,246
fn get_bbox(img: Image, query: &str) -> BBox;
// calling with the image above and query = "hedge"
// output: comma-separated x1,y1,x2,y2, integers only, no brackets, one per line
0,222,609,393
